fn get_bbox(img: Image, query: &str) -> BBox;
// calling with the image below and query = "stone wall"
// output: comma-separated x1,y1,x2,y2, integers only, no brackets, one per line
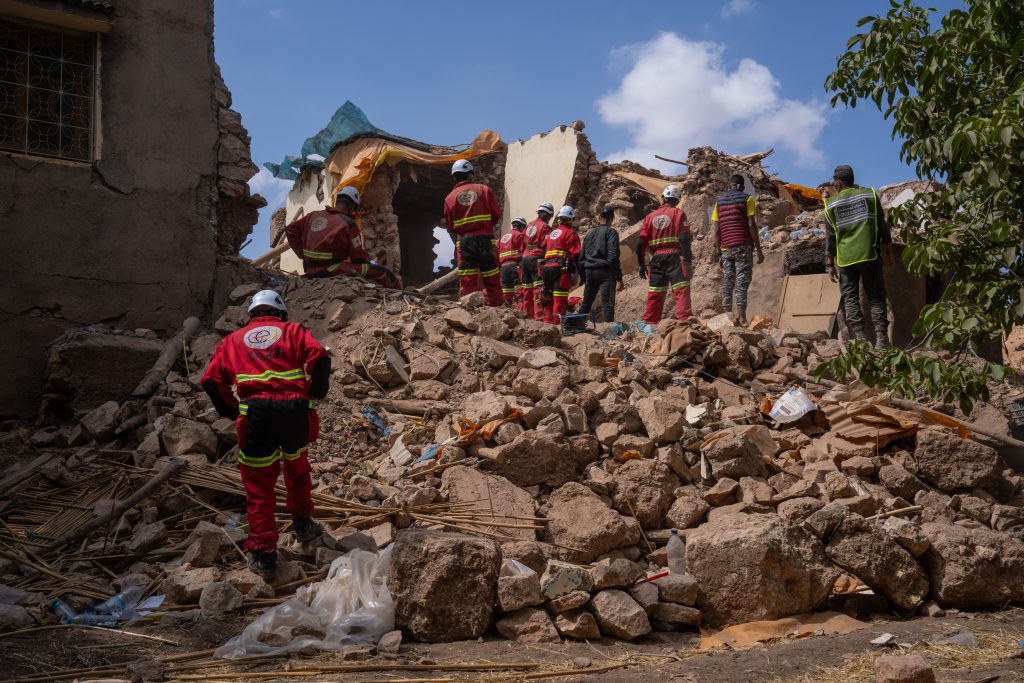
0,0,259,417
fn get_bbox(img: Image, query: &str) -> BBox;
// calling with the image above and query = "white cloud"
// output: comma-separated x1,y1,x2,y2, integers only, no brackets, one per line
248,167,293,210
597,32,827,172
721,0,753,18
268,8,282,19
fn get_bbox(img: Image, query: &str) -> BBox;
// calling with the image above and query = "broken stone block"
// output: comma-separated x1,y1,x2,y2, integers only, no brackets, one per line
653,573,698,606
589,589,652,640
611,434,655,459
840,455,876,477
702,478,739,506
518,347,560,369
701,431,767,480
487,432,599,488
496,607,560,642
833,494,880,517
162,566,220,604
636,397,687,444
652,602,702,628
595,422,621,446
0,604,33,629
991,504,1024,531
609,459,678,528
315,546,344,569
738,476,774,505
160,414,218,458
546,590,590,613
540,560,593,599
882,517,930,557
462,390,509,425
327,302,353,331
919,522,1024,608
553,608,601,639
873,654,935,683
368,522,395,548
878,464,926,501
376,630,402,654
561,404,588,434
498,571,543,613
444,307,478,332
181,520,223,568
388,530,500,642
913,428,1002,492
441,466,536,542
199,581,244,617
128,522,167,554
666,491,710,529
802,503,849,539
955,494,993,525
825,516,929,610
589,558,645,590
688,512,838,628
80,400,122,442
777,497,825,524
542,483,641,562
628,581,660,616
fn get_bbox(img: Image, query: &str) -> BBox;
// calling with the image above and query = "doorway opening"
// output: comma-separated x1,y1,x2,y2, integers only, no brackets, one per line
392,162,455,287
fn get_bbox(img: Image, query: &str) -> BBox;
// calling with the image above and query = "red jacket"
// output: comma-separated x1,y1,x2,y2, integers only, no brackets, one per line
542,225,582,264
640,205,690,264
443,181,502,239
522,219,550,258
498,229,525,264
201,317,329,409
285,207,367,275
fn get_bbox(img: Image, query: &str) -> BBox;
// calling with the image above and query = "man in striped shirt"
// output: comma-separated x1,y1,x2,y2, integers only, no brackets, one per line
712,173,763,327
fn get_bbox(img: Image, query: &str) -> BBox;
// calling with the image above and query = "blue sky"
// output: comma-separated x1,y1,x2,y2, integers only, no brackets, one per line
215,0,960,257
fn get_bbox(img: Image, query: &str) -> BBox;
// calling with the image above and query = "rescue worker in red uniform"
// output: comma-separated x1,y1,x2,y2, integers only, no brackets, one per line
498,217,527,306
443,160,504,306
539,206,582,324
201,290,331,578
285,186,402,289
639,184,693,324
520,202,554,319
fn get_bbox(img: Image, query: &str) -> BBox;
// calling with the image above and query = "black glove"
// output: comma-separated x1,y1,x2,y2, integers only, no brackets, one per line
638,264,648,280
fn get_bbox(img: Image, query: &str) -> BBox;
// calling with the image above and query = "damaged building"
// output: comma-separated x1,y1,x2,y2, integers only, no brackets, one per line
0,0,265,418
264,104,933,345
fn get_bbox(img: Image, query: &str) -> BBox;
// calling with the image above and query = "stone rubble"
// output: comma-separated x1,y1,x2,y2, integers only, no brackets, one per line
1,253,1022,650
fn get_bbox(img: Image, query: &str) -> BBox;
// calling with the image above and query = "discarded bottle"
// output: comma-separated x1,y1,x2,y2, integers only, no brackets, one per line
94,585,144,617
69,612,119,627
667,528,687,574
53,599,77,622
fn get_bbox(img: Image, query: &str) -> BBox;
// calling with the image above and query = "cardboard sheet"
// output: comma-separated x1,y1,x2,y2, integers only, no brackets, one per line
700,611,868,650
777,274,842,334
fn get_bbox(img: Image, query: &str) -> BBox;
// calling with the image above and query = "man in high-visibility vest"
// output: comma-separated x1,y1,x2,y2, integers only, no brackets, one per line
201,290,331,578
639,185,693,324
824,164,892,348
498,217,527,306
285,186,401,288
443,160,504,306
538,206,582,324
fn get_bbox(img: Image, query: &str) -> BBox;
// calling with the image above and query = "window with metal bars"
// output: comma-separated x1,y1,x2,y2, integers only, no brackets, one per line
0,17,95,162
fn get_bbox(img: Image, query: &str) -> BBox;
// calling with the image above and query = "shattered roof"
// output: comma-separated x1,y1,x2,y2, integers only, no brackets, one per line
62,0,114,13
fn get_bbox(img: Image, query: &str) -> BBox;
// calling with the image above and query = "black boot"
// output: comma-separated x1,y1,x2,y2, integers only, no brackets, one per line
294,517,324,544
248,548,278,579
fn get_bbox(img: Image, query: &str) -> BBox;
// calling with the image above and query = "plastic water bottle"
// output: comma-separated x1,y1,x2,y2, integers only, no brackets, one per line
69,612,119,626
94,585,144,617
53,599,77,623
667,528,687,574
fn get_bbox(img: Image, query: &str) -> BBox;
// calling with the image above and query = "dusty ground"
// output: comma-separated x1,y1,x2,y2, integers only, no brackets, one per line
3,609,1023,682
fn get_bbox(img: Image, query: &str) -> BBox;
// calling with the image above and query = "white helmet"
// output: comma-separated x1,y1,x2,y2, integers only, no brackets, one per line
451,159,474,175
557,205,576,219
335,185,360,207
537,202,554,215
662,184,682,200
248,289,287,314
511,216,527,228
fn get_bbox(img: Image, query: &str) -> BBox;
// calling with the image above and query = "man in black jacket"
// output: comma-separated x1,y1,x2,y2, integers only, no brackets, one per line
579,207,624,322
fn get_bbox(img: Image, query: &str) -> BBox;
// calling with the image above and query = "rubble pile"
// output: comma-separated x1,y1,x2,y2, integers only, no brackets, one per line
0,273,1022,649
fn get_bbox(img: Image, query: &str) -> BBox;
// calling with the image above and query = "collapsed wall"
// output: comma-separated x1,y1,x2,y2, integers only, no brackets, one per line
0,0,263,419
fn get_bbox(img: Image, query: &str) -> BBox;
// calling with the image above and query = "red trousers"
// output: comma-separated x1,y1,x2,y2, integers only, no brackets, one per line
519,256,541,319
240,455,314,551
540,262,571,324
643,253,693,324
456,236,503,306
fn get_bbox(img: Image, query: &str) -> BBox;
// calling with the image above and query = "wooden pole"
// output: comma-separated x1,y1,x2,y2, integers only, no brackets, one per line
130,317,201,397
250,241,290,267
416,269,458,296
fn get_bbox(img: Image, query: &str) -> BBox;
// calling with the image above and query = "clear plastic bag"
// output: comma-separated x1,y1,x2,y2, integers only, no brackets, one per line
215,548,394,659
500,558,536,578
768,387,817,423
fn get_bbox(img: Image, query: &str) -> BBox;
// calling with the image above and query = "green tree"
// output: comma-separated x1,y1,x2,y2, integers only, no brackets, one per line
821,0,1023,413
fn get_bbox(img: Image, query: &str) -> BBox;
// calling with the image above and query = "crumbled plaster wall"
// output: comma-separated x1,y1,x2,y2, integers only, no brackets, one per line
0,0,261,418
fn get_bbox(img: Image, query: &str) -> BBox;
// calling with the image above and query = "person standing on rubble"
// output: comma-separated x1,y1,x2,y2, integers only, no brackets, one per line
285,186,402,288
713,173,764,327
498,217,527,307
538,206,582,324
520,203,554,319
579,206,624,322
824,164,892,348
443,159,504,306
201,290,331,578
639,185,693,324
